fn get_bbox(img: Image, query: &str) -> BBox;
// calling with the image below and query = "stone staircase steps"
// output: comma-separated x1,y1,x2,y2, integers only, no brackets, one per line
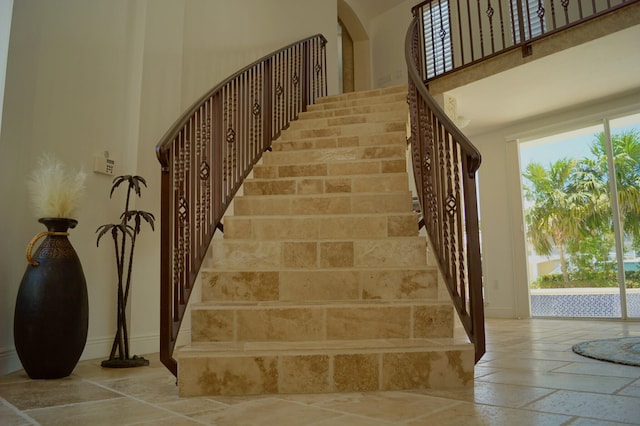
178,338,473,396
176,85,474,397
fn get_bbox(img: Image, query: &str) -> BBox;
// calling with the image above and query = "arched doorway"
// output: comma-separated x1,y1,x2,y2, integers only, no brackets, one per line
337,0,371,93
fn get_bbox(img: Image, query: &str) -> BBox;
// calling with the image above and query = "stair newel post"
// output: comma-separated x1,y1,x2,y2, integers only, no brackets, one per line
158,145,176,376
462,153,485,362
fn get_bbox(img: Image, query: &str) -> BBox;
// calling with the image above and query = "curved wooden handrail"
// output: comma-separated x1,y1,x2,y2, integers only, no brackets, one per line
405,15,485,362
155,34,327,376
156,34,327,168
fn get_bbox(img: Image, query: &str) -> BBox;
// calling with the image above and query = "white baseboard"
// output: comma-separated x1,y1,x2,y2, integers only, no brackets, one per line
0,347,22,376
1,333,165,376
485,306,517,318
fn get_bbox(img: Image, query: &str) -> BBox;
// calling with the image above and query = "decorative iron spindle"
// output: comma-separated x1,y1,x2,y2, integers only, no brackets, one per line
487,1,496,53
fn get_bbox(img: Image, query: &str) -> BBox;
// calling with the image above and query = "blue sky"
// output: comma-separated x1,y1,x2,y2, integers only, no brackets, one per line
519,119,640,172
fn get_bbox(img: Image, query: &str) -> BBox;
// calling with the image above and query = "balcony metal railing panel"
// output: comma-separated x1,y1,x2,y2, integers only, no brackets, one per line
415,0,639,81
406,16,486,362
155,35,327,376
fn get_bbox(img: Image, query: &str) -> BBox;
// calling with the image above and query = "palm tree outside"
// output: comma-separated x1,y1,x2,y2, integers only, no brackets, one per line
522,129,640,290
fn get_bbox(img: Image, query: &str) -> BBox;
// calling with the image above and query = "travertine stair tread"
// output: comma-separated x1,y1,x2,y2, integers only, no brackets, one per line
231,192,414,216
245,171,409,183
261,145,406,165
177,337,471,358
287,113,406,129
310,90,407,109
192,299,448,308
223,212,417,220
271,131,406,151
234,191,412,200
278,122,406,140
299,103,408,120
201,265,432,272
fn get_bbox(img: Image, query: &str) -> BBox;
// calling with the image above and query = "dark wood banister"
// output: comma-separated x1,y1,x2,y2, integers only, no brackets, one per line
156,35,327,376
405,14,485,362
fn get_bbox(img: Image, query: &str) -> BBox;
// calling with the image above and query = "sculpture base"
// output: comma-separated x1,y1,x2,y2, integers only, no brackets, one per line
101,355,149,369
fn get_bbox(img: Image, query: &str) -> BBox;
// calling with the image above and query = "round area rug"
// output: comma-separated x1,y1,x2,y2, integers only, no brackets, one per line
572,337,640,366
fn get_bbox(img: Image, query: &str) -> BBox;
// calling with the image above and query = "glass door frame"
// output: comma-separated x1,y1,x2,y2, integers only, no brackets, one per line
509,108,640,320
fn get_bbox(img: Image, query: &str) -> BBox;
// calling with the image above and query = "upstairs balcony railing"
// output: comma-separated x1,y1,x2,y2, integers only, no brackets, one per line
406,14,485,362
416,0,638,81
155,35,327,376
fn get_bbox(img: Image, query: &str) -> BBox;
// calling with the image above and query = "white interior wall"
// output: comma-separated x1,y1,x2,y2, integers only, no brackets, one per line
0,0,338,375
369,0,414,88
0,0,13,137
181,0,339,107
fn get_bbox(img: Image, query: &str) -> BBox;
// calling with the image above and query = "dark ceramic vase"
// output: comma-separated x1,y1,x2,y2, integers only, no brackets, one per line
14,218,89,379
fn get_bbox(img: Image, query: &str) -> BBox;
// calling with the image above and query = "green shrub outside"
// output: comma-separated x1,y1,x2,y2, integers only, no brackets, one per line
531,270,640,289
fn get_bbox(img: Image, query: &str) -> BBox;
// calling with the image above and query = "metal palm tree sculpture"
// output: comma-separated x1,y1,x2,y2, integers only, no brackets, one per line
97,175,154,368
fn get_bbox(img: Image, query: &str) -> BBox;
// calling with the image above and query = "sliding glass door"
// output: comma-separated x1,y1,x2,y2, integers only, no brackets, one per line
610,113,640,318
520,112,640,318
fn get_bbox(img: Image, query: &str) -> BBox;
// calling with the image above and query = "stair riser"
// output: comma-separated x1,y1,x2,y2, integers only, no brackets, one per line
233,192,413,216
191,303,453,342
311,90,407,109
287,110,407,130
253,158,406,179
272,132,406,152
279,122,406,141
178,348,473,396
242,174,409,196
299,102,407,120
224,213,418,240
208,238,427,269
262,145,406,166
201,269,438,302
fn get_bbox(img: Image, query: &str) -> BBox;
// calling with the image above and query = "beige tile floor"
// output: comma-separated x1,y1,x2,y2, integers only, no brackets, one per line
2,318,640,425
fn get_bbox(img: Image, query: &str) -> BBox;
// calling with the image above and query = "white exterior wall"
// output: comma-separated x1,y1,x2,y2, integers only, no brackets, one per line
0,0,338,375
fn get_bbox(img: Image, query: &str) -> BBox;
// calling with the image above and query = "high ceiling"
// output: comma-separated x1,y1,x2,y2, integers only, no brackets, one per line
447,24,640,137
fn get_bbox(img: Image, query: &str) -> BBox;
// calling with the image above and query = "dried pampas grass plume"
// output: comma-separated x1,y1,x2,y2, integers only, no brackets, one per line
28,154,87,219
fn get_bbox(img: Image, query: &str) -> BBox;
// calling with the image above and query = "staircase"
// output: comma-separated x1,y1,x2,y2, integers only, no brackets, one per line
176,85,475,397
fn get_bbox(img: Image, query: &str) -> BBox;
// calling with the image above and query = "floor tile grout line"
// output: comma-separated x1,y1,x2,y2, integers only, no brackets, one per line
1,396,42,426
82,378,212,425
23,395,128,413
